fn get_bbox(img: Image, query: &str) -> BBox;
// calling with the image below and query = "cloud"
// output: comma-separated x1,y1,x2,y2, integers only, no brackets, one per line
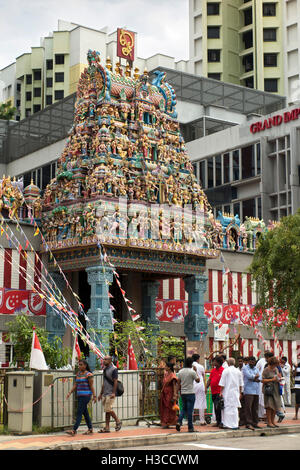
0,0,189,69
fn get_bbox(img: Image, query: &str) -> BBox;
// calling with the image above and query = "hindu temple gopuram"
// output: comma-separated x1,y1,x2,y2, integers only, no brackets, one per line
0,48,284,366
37,50,224,362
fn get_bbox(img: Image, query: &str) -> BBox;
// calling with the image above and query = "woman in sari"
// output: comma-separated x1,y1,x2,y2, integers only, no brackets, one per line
160,362,179,428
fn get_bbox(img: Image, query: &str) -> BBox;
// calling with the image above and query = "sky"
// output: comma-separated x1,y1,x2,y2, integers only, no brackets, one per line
0,0,189,70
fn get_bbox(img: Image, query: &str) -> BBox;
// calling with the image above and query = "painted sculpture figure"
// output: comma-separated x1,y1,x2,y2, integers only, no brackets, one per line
40,50,222,258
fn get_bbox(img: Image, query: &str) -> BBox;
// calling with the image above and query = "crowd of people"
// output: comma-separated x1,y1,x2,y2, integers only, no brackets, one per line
160,352,300,432
64,352,299,435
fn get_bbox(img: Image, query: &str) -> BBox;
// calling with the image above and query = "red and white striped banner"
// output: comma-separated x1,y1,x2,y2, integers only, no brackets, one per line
0,247,42,291
157,270,256,305
207,269,256,305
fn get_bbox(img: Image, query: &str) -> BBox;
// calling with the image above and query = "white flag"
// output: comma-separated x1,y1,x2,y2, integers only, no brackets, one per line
29,328,48,370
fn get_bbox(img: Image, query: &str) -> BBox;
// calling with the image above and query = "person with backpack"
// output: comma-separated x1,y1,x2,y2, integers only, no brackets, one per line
98,355,122,433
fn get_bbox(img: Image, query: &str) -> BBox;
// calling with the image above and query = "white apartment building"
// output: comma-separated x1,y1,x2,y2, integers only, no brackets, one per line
189,0,300,102
0,20,192,121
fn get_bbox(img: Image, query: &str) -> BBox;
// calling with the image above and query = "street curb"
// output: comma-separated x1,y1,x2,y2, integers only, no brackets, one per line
44,425,300,451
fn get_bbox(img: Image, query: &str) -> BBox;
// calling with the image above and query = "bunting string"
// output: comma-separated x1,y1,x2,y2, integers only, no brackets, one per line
0,217,107,359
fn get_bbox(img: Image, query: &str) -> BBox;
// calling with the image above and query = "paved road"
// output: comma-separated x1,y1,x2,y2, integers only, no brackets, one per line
122,433,300,451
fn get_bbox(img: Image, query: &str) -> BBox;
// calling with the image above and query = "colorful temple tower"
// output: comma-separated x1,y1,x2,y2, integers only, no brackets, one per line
41,50,221,364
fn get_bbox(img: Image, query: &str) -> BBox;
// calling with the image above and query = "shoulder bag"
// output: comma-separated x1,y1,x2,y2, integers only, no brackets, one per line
103,368,124,397
264,382,274,396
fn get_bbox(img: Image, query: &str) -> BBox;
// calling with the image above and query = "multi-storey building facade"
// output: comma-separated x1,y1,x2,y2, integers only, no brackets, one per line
189,0,285,95
0,20,192,121
188,104,300,222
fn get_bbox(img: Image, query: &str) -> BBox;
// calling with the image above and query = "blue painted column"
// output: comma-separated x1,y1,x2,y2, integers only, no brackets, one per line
141,280,160,357
46,272,66,343
86,265,114,369
184,273,208,341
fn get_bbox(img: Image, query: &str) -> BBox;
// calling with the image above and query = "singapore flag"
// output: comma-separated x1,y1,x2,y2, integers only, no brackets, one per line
29,327,48,370
127,336,138,370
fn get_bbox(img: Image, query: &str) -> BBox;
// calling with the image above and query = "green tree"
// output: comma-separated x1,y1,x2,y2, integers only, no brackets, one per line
6,314,72,369
96,320,185,369
0,102,16,120
249,209,300,331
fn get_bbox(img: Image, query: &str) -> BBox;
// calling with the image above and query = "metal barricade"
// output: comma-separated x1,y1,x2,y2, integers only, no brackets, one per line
50,369,164,430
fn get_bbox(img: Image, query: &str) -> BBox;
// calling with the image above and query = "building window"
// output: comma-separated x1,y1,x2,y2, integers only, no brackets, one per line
17,83,21,92
256,143,261,174
54,90,64,100
46,77,53,88
207,158,214,188
26,91,32,101
243,53,254,72
46,59,53,70
42,165,51,190
33,69,41,81
55,54,65,65
207,26,220,39
46,95,53,105
208,73,221,80
264,53,277,67
200,160,206,188
233,202,241,218
215,155,222,186
55,72,64,83
244,7,253,26
208,49,221,62
242,30,253,49
33,87,41,97
257,197,262,219
242,145,255,179
245,76,254,88
33,104,41,113
242,198,256,218
263,3,276,16
207,3,220,15
25,108,31,117
223,153,230,184
263,28,277,42
51,162,57,179
26,74,32,85
233,150,240,181
264,78,278,92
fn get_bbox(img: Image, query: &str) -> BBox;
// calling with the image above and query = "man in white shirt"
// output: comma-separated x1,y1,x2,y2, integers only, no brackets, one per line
221,354,229,369
281,356,291,406
192,354,206,425
219,357,243,429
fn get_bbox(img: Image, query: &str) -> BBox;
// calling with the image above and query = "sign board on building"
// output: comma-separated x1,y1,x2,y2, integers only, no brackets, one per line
117,28,135,63
214,323,229,342
250,108,300,134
